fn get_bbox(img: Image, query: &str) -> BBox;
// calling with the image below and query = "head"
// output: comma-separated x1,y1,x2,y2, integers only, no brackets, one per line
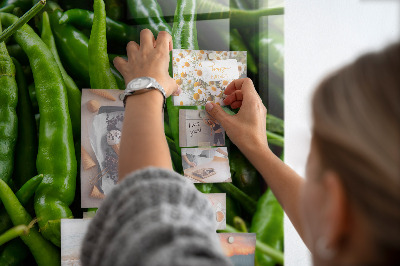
301,43,400,265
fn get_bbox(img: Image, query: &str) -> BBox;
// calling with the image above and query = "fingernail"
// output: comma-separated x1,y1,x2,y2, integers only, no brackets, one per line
177,86,182,95
205,102,214,112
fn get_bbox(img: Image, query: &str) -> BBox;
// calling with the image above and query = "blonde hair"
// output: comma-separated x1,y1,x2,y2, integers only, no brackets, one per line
312,43,400,264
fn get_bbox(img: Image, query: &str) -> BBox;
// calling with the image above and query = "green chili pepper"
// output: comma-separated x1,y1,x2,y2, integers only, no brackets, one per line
41,11,81,140
1,12,77,247
12,58,37,189
230,28,258,74
105,0,125,21
250,27,283,80
89,0,118,90
196,0,283,27
229,0,254,10
6,44,29,65
250,188,284,266
46,3,90,85
0,178,60,266
172,0,198,50
229,146,262,201
0,20,18,186
0,238,30,266
127,0,172,35
59,8,139,44
0,174,44,234
233,216,248,232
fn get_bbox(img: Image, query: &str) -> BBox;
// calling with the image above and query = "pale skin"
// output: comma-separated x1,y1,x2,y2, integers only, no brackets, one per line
114,30,372,265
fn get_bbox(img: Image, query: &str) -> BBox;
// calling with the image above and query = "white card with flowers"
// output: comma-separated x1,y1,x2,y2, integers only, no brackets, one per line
172,49,247,106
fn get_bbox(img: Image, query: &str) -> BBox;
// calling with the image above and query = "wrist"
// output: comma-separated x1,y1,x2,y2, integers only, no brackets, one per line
125,90,164,110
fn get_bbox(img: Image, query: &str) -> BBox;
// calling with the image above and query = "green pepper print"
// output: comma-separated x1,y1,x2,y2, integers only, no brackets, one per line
0,174,44,234
127,0,172,35
59,8,138,44
89,0,118,90
12,58,37,189
0,20,18,186
0,238,30,265
0,12,77,247
230,145,262,201
250,188,284,266
0,179,60,266
41,11,81,140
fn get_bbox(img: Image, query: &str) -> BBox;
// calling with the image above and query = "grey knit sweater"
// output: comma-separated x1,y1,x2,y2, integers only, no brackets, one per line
81,167,232,266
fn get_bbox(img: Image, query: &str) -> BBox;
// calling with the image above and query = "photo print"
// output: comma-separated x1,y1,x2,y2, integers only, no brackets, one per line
205,193,226,230
179,109,225,147
61,219,91,266
81,89,125,208
172,49,247,106
181,147,231,183
218,233,256,266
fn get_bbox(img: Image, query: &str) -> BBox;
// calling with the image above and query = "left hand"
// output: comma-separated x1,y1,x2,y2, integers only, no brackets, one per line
113,29,180,97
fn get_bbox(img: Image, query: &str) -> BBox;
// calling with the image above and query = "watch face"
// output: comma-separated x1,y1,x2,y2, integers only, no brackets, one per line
130,77,151,90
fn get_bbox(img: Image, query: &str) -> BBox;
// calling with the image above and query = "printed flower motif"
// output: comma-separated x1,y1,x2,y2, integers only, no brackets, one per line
197,70,202,76
194,81,201,87
222,80,229,86
176,79,183,85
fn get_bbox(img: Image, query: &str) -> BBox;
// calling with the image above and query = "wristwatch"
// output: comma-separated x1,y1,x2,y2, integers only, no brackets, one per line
119,77,166,108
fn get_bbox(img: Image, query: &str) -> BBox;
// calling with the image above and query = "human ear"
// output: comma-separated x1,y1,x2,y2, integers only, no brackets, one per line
320,171,349,254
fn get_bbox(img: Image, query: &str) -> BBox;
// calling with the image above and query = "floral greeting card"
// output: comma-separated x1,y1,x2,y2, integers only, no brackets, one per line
172,49,247,106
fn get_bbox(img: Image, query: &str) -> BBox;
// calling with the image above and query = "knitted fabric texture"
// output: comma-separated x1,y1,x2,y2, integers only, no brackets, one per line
81,167,232,266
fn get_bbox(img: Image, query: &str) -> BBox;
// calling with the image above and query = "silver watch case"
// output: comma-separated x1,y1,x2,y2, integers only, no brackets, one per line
120,77,166,108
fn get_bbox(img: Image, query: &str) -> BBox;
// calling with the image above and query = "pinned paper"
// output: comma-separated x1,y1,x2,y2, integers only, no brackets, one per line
172,49,247,106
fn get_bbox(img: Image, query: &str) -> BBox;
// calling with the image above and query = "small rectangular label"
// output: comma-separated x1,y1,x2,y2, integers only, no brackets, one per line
199,59,239,82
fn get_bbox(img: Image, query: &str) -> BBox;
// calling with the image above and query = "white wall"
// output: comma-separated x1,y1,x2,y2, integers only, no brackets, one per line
284,1,399,265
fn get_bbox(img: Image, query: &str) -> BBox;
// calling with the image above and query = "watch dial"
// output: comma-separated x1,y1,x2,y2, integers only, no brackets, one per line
132,77,150,89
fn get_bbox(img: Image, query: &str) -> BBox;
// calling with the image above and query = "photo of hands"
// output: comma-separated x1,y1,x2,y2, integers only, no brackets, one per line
179,109,225,147
181,147,231,183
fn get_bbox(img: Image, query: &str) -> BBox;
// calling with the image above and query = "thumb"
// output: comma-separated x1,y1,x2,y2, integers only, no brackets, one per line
205,102,231,128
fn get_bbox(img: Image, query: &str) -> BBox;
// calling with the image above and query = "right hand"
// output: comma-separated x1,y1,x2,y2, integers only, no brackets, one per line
205,78,268,154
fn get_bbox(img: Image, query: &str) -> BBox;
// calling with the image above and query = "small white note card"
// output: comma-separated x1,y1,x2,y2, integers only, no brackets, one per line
199,59,239,82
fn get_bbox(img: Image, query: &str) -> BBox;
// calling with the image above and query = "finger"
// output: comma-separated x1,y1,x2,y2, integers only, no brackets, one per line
230,101,242,109
155,31,172,52
172,85,182,96
224,78,256,97
126,41,139,58
205,102,231,129
223,90,243,105
139,29,156,51
113,56,128,74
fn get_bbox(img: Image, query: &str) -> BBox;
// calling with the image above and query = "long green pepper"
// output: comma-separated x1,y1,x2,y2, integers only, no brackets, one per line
0,20,17,186
89,0,118,90
0,174,44,234
59,8,139,44
0,12,77,247
41,11,81,140
0,179,60,266
12,58,37,189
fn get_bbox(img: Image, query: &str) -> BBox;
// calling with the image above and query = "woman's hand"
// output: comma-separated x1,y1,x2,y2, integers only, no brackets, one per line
113,29,179,97
205,78,269,154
